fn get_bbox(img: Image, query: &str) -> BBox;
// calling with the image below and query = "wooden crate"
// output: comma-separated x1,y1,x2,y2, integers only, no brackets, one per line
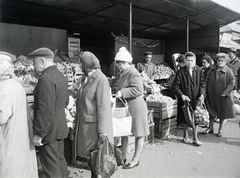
147,100,178,138
154,117,177,138
147,100,178,121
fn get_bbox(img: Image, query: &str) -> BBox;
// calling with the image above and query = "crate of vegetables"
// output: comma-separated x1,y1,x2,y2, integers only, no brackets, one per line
146,92,178,138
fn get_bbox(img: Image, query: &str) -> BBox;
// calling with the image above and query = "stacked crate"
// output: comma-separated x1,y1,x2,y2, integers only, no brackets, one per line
147,100,178,138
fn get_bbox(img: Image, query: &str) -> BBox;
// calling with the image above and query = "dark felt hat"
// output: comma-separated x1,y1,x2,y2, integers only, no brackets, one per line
228,47,238,53
28,47,54,59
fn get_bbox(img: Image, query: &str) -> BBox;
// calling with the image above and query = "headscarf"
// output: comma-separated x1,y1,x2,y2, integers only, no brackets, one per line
81,51,100,75
0,52,15,80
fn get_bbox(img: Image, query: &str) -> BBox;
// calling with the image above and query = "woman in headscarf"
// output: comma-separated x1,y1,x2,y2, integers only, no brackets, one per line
0,52,38,178
110,47,149,169
74,51,114,178
201,54,213,80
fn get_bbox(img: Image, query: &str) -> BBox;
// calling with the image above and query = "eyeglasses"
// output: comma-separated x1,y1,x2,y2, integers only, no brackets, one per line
115,61,125,65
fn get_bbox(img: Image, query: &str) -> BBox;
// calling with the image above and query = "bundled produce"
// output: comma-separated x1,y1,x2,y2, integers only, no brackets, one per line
193,103,210,125
146,92,173,103
153,63,175,80
65,95,76,131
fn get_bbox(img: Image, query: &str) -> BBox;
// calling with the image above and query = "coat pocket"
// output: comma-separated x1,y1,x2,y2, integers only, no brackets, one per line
85,115,97,122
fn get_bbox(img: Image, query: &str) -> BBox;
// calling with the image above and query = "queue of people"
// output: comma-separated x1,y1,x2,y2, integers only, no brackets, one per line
0,46,238,178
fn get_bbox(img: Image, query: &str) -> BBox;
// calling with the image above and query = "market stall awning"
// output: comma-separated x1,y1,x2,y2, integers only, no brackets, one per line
0,0,240,39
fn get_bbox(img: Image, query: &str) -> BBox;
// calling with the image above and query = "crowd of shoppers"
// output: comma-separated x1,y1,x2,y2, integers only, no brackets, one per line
0,46,238,177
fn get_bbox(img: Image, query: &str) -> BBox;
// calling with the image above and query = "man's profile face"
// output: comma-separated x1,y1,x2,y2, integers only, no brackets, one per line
144,54,152,63
33,57,44,75
185,56,196,68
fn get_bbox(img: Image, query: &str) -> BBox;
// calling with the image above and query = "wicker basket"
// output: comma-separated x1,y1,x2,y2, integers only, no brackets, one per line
112,107,129,118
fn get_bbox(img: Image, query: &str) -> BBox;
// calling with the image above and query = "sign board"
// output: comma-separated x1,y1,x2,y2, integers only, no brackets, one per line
68,37,80,55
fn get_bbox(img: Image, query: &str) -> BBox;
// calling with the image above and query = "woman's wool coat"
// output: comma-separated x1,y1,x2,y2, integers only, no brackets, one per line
74,69,113,158
112,65,149,137
171,66,206,125
206,65,235,120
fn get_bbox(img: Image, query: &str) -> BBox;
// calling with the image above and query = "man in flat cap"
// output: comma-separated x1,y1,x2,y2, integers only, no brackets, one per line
228,47,240,92
28,47,69,178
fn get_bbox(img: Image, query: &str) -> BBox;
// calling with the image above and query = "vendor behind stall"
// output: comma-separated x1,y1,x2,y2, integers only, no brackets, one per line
136,51,157,94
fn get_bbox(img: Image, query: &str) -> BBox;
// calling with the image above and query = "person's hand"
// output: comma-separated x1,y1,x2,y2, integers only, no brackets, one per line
221,93,227,97
116,90,122,98
32,135,43,146
198,95,204,101
99,132,107,137
181,95,191,102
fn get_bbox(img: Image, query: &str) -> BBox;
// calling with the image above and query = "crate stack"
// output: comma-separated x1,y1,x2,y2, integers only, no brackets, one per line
147,100,178,138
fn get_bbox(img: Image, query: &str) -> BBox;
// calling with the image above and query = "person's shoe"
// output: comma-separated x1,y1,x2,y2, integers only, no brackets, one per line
217,130,223,137
183,138,191,144
202,128,214,134
123,161,139,169
193,140,202,146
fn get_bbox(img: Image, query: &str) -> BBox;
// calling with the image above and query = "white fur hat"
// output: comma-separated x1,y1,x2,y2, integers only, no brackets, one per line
114,47,132,62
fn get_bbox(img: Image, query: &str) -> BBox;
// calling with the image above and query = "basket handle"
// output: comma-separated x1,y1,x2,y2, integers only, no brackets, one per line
118,97,128,107
111,97,128,116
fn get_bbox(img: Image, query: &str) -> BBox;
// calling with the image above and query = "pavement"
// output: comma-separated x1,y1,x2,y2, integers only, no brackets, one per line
68,116,240,178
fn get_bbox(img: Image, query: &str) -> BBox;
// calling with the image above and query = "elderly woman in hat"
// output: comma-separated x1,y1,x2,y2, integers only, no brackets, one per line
204,53,235,137
0,52,38,178
110,47,149,169
74,51,114,177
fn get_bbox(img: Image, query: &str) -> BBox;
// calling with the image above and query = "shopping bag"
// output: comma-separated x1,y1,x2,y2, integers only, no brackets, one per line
193,100,210,125
112,97,132,137
182,101,194,128
95,137,118,178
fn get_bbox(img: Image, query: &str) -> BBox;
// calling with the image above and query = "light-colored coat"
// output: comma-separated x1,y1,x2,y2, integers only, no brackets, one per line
206,65,235,120
0,78,38,178
112,65,149,137
75,69,113,158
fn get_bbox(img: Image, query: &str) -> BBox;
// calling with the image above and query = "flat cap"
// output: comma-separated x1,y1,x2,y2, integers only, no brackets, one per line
28,47,54,59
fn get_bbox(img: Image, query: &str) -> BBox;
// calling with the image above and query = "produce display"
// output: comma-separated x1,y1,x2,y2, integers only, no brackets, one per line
146,92,173,103
65,95,76,131
153,63,175,80
193,105,210,125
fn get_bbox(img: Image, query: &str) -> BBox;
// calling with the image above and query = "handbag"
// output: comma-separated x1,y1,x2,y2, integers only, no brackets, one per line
182,101,195,128
94,137,118,178
112,97,132,137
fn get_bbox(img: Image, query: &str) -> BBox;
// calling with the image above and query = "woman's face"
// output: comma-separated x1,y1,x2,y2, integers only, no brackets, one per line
115,61,127,71
184,56,196,68
202,59,210,69
217,57,227,68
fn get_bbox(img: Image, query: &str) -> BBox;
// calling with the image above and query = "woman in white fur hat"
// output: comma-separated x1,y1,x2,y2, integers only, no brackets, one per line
110,47,149,169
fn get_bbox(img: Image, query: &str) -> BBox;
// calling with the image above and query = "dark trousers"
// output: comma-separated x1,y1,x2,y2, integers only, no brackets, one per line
38,139,69,178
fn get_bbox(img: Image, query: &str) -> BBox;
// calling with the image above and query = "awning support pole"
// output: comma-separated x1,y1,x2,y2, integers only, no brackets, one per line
186,17,189,52
217,25,220,53
128,0,132,54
